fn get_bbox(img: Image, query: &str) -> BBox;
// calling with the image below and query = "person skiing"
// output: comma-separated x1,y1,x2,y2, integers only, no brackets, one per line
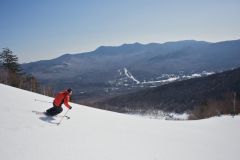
45,88,73,116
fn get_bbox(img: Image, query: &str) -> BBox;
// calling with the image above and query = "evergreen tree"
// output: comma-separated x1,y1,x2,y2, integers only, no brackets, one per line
0,48,53,95
0,48,22,74
0,48,23,87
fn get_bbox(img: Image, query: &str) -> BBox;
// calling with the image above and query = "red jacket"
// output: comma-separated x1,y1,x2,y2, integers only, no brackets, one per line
53,90,71,109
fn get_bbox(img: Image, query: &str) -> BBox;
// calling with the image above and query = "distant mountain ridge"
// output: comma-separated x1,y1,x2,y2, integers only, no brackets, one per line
22,39,240,103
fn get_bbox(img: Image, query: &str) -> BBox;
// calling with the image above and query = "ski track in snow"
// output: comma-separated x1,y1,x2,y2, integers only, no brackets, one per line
0,84,240,160
124,67,140,84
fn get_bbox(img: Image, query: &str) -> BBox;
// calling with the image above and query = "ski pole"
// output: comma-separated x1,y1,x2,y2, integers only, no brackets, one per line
57,109,70,126
34,99,52,103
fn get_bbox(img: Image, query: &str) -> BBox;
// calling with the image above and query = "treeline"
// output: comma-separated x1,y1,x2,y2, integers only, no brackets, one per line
0,48,53,96
189,92,240,119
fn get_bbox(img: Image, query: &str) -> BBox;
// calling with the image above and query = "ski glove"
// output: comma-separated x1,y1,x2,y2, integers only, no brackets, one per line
69,106,72,110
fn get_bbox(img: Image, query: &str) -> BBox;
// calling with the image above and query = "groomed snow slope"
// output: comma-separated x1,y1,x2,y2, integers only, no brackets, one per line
0,84,240,160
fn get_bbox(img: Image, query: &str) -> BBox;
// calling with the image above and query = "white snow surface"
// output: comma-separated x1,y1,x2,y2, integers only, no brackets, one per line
0,84,240,160
142,77,179,84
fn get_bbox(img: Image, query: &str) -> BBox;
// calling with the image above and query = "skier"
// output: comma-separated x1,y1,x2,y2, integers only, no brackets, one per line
45,88,73,116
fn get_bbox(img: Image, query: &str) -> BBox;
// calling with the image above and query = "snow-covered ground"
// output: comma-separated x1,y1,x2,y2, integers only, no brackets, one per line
0,84,239,160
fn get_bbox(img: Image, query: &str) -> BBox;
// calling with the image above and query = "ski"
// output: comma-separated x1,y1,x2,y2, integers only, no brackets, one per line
32,110,70,119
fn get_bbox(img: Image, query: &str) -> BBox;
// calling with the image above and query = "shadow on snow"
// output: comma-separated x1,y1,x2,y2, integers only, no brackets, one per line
39,116,59,124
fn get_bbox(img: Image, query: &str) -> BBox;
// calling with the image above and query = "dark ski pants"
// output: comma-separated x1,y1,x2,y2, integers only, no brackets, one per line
46,104,63,116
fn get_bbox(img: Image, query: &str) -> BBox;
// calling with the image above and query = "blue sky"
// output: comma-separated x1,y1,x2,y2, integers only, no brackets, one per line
0,0,240,63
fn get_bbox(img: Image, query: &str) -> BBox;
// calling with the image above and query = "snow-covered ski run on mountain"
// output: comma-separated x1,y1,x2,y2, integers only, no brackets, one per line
0,84,239,160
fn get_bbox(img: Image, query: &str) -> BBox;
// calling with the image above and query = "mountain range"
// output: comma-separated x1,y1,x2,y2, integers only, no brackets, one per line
22,39,240,104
